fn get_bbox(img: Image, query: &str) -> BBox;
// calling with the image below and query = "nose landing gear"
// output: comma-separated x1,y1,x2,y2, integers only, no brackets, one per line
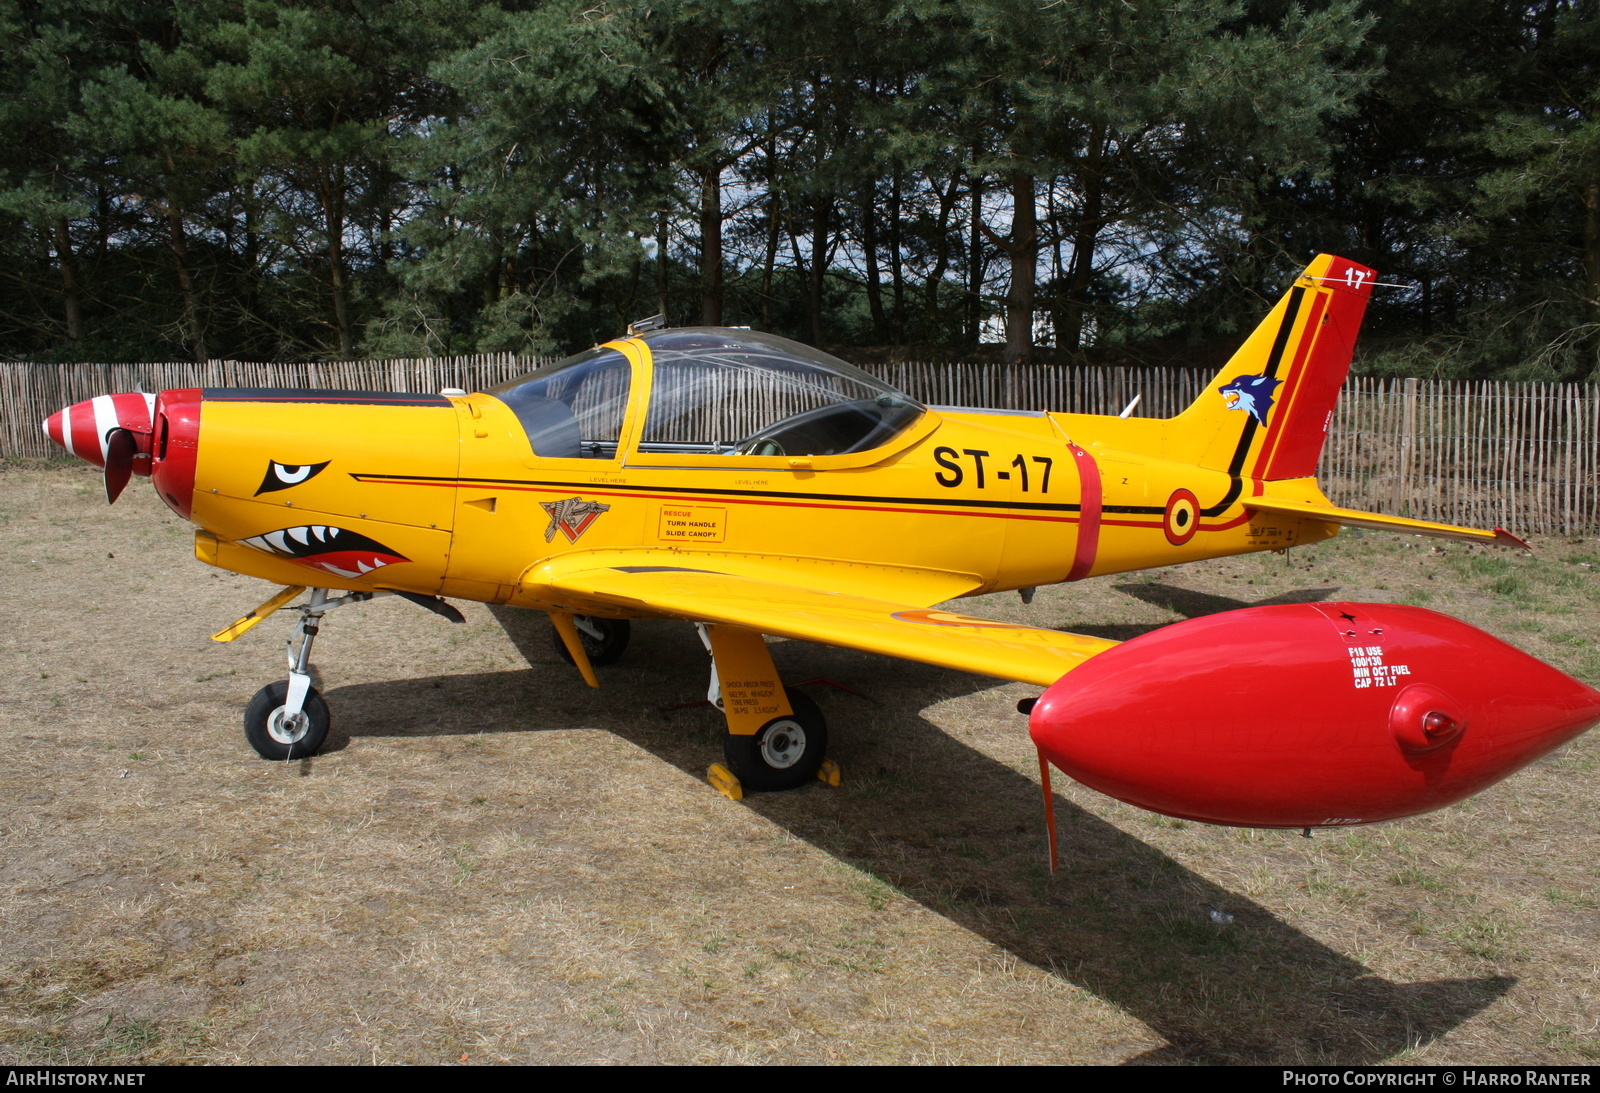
242,587,344,760
228,585,462,760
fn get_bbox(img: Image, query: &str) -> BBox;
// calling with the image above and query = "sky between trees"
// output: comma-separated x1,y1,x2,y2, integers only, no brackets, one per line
2,0,1597,379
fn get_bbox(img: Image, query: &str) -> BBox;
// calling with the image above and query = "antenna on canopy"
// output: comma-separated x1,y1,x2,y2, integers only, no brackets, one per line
627,314,667,336
1118,393,1142,418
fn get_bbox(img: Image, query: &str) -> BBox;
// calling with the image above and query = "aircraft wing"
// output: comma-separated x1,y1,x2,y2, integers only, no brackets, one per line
529,559,1117,687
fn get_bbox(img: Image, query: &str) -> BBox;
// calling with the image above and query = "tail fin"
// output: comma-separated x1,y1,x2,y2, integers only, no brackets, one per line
1171,254,1375,481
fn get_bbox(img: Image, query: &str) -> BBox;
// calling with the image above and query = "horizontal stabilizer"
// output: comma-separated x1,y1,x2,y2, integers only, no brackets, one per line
1246,496,1528,548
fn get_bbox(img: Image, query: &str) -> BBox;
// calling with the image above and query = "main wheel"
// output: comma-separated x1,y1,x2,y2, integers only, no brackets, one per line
722,688,828,792
244,680,330,760
552,616,631,666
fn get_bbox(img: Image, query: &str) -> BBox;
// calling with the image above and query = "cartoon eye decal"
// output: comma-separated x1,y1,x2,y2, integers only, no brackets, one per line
256,460,330,495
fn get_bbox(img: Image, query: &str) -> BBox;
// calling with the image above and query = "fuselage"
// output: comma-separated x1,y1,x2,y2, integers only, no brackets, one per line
148,332,1335,614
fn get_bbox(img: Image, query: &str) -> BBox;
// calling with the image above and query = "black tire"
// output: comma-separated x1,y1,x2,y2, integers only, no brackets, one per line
722,688,828,792
244,680,330,760
552,616,631,666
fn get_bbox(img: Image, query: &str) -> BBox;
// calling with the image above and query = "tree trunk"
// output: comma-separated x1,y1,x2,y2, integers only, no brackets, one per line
806,192,830,345
699,164,723,326
656,208,670,321
1585,178,1600,314
889,166,905,342
166,206,208,362
163,159,207,361
967,171,983,345
486,235,505,307
1058,128,1107,353
375,165,396,277
318,169,354,358
761,184,780,332
1058,179,1104,352
861,185,886,341
1003,172,1037,365
52,219,84,343
920,173,957,333
96,185,112,261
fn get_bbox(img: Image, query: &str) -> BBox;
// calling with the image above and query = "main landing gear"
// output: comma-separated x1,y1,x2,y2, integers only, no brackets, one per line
230,586,464,760
223,588,835,796
551,615,631,666
697,623,836,798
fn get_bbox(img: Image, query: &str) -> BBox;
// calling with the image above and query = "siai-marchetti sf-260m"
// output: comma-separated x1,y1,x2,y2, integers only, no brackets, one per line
44,254,1600,850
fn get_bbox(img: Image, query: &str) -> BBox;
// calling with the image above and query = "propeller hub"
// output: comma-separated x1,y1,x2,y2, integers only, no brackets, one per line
42,393,155,470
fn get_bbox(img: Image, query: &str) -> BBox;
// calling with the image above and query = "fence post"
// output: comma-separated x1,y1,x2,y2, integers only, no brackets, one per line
1394,377,1418,516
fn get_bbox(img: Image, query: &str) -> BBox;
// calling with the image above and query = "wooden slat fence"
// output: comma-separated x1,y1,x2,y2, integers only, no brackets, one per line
4,357,1596,535
1319,376,1600,538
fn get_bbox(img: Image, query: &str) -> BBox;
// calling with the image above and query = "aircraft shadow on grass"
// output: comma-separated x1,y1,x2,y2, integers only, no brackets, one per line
323,588,1511,1065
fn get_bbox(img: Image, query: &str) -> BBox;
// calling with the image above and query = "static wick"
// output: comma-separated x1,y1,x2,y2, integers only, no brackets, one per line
1038,750,1059,874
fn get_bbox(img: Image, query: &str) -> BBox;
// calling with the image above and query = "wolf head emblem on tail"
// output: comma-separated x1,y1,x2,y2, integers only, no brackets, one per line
1218,374,1283,425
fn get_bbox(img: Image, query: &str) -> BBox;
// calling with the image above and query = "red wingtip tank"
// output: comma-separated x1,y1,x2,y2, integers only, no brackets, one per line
1028,602,1600,829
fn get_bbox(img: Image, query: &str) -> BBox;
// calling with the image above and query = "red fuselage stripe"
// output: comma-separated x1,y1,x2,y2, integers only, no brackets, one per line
1065,444,1102,581
349,476,1254,533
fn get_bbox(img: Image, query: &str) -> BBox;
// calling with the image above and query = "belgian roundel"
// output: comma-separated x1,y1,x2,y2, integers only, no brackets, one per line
1164,489,1200,546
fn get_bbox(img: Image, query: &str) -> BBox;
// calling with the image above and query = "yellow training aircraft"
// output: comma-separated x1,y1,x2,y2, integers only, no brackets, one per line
45,254,1600,832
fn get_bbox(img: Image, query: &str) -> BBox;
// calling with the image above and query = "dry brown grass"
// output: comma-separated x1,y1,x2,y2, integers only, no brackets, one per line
1,460,1596,1065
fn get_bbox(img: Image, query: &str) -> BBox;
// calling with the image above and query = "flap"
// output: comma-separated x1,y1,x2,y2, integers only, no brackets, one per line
527,560,1117,687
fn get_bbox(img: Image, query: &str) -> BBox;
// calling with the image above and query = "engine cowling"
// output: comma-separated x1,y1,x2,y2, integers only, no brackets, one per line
1028,602,1600,828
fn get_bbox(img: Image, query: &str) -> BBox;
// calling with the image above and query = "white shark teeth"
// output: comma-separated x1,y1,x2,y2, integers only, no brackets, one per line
287,526,310,545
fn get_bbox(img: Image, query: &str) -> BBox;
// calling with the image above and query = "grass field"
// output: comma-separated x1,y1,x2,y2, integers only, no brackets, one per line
1,460,1596,1065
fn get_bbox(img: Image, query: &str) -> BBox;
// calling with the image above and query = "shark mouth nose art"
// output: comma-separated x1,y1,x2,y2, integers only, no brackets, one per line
241,525,409,578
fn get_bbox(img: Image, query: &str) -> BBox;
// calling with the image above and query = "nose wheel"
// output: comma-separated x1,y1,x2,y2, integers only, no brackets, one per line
240,587,337,759
244,679,330,760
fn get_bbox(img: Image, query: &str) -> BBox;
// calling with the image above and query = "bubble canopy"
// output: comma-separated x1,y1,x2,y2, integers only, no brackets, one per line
486,327,926,462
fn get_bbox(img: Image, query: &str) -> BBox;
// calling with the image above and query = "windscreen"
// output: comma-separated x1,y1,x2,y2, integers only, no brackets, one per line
485,347,632,458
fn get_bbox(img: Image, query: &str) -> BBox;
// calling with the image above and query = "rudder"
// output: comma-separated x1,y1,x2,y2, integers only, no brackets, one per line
1170,254,1376,481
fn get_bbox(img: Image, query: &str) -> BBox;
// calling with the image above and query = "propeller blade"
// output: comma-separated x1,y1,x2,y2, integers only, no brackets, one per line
104,428,136,504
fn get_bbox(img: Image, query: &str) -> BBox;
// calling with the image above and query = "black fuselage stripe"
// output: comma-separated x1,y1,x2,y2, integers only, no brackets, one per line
203,388,452,407
350,472,1172,517
1203,286,1304,517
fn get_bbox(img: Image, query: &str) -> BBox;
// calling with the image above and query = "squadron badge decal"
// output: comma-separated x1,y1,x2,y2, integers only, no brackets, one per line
542,497,611,543
1218,373,1283,424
